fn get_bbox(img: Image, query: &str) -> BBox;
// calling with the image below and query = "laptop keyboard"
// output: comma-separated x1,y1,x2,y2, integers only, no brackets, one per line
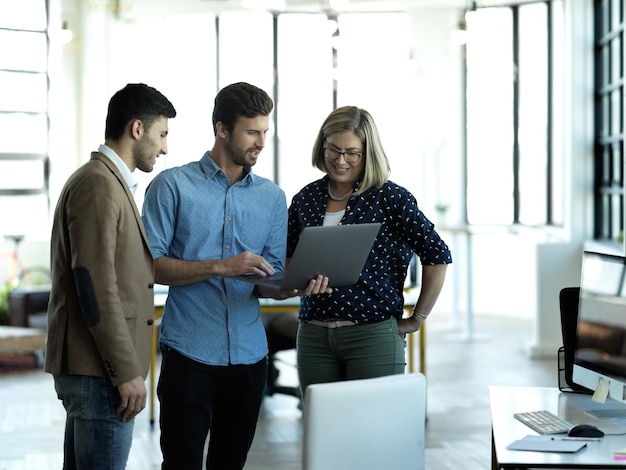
513,410,573,434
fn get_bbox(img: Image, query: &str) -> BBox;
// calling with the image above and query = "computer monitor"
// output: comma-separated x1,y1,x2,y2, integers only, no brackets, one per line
572,250,626,416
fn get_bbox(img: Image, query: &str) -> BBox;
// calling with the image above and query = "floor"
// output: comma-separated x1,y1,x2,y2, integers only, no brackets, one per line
0,313,557,470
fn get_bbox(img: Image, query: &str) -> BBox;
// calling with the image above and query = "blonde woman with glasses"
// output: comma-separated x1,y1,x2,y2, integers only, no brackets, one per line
288,106,452,395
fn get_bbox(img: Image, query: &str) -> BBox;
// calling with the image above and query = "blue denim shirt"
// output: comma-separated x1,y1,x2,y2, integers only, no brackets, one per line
288,176,452,323
142,152,287,366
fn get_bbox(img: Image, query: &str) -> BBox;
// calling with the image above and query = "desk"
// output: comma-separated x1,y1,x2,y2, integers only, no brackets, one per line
490,386,626,469
149,292,425,427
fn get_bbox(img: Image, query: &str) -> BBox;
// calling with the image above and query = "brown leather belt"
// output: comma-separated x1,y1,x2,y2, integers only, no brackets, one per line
307,319,357,329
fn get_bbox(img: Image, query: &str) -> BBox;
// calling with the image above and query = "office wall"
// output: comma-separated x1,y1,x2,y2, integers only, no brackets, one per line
43,0,598,357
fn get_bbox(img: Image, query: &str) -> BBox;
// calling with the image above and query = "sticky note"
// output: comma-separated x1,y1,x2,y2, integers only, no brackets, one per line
592,378,610,403
614,447,626,455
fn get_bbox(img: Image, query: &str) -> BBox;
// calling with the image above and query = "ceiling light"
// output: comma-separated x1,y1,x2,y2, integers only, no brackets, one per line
60,21,73,45
328,0,349,12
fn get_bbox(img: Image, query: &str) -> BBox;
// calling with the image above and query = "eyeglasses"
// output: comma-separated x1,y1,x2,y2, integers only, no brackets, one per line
323,145,363,164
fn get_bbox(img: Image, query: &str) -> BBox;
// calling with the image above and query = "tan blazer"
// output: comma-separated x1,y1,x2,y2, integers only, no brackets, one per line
44,152,155,386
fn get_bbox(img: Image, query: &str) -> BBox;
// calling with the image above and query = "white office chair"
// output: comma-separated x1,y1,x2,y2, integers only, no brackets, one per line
302,373,427,470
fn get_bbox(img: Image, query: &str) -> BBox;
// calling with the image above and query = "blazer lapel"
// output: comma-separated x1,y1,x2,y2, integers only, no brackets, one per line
91,152,153,253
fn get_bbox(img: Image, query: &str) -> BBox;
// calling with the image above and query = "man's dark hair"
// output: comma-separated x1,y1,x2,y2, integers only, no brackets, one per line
105,83,177,140
212,82,274,135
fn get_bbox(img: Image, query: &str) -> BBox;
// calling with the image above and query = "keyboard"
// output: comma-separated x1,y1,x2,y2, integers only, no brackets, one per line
513,410,573,434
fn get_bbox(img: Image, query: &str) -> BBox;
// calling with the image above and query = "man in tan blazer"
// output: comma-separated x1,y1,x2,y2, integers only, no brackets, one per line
45,83,176,470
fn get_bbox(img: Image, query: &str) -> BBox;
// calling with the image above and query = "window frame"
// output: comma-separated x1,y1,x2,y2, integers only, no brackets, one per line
464,0,563,227
0,0,50,235
593,0,624,242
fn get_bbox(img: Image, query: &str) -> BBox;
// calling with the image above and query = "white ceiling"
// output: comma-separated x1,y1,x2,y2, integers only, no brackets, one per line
116,0,535,20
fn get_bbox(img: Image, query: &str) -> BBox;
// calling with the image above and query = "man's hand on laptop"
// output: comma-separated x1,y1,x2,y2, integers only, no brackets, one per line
225,251,276,278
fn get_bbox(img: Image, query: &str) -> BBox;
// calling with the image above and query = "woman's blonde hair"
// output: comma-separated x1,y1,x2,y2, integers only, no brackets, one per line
311,106,391,194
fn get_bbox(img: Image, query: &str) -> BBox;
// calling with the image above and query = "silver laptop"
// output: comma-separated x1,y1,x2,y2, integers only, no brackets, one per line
235,223,381,290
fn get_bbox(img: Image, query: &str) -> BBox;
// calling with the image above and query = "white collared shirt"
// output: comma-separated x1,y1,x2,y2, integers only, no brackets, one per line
98,144,138,195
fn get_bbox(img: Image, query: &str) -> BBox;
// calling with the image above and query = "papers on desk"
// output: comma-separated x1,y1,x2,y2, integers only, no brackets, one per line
615,446,626,459
507,435,591,453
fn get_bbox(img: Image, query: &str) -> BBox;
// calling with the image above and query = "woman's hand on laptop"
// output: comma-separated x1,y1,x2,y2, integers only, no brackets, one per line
299,274,332,296
269,274,332,300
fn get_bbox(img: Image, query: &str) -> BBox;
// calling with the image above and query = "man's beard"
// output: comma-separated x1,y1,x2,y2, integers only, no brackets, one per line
134,135,155,173
226,139,257,167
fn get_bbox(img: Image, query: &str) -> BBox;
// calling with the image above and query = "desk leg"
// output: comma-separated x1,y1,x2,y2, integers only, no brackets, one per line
491,428,499,470
408,332,414,373
466,232,474,340
419,323,426,376
150,306,163,428
149,323,157,428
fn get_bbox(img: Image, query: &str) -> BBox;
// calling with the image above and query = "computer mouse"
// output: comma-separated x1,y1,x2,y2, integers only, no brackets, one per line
567,424,605,438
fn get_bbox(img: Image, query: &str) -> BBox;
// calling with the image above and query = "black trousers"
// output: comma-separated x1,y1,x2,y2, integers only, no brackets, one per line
158,346,267,470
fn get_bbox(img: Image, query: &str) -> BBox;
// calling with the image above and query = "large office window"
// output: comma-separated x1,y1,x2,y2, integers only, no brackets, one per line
465,1,564,226
276,13,334,199
335,12,416,194
0,0,49,237
594,0,624,242
218,11,276,183
1,6,412,233
108,9,410,206
108,12,219,210
277,11,414,201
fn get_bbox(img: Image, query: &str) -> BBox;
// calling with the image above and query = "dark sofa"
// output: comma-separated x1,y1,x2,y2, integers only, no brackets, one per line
8,286,50,329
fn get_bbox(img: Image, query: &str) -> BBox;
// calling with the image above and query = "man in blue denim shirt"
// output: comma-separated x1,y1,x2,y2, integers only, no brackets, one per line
142,82,329,469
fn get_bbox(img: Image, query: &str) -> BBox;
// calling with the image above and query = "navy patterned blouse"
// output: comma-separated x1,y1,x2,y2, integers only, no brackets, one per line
287,176,453,323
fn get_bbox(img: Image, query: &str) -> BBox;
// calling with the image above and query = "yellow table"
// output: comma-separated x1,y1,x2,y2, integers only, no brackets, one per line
149,292,425,427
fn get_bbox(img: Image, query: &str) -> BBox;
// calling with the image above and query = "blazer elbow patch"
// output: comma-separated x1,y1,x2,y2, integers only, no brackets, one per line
73,266,101,327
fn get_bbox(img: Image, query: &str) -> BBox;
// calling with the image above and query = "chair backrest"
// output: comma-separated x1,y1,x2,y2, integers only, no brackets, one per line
302,373,427,470
558,286,591,393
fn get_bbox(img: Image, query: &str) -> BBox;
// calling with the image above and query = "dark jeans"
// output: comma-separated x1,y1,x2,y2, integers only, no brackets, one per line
54,374,134,470
158,346,267,470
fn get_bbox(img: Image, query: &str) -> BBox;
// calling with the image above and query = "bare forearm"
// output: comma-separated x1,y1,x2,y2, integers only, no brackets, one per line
154,251,278,286
398,263,448,335
412,263,448,317
154,256,223,286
